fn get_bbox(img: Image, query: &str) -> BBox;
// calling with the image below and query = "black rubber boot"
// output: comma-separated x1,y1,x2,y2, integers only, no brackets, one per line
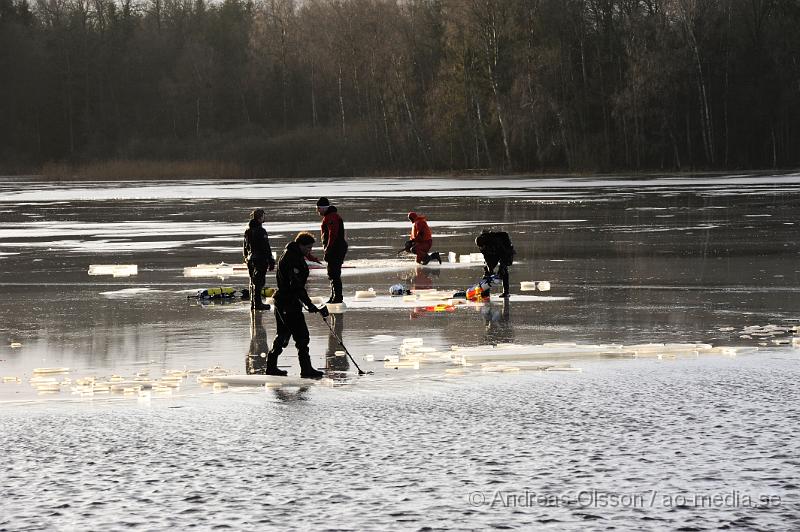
299,353,324,379
329,279,343,304
499,266,510,298
430,252,442,264
251,284,270,310
325,282,336,304
266,351,287,376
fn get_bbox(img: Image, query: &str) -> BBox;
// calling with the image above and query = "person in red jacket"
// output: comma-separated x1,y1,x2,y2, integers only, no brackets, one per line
404,212,441,265
313,197,348,303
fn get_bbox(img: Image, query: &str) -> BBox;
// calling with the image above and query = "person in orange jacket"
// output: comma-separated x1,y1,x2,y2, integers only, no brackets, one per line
404,212,441,265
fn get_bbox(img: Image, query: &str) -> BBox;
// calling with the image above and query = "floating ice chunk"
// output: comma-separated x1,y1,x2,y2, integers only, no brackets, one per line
448,251,457,263
9,342,22,348
481,365,521,373
545,367,582,372
718,327,735,332
183,263,242,278
385,360,420,369
354,288,376,299
369,335,396,343
487,362,574,371
32,367,70,375
537,281,551,292
334,350,346,357
88,264,138,277
2,376,21,383
326,302,347,313
418,290,451,301
520,281,536,291
400,345,435,354
30,376,59,385
454,343,637,365
36,384,62,394
402,338,424,347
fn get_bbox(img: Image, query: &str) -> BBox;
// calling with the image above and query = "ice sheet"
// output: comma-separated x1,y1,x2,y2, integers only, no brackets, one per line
4,173,800,202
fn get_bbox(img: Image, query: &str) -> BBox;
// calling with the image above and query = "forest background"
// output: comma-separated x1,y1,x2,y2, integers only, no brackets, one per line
1,0,799,178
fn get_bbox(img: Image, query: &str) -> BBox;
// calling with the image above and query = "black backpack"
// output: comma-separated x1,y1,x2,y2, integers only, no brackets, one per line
481,231,515,264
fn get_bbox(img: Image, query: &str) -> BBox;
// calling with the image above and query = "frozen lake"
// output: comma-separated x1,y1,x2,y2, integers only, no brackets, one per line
1,174,799,529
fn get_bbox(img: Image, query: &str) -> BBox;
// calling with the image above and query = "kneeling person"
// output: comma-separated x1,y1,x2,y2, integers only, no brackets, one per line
405,212,441,265
265,232,329,379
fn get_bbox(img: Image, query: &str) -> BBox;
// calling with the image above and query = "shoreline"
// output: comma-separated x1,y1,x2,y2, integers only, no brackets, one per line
0,160,797,182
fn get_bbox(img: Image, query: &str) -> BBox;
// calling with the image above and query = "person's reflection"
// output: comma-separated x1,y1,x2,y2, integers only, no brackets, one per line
482,298,514,345
325,313,349,372
246,309,270,374
272,387,310,401
407,266,443,319
408,265,441,291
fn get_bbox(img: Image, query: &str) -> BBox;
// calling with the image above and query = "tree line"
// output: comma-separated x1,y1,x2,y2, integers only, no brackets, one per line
1,0,799,177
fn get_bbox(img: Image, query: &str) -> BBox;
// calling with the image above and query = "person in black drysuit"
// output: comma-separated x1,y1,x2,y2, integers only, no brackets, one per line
265,232,329,379
475,230,516,298
243,208,275,311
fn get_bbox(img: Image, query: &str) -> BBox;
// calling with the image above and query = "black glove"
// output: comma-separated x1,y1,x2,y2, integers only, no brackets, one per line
308,305,330,318
268,260,276,272
404,240,414,252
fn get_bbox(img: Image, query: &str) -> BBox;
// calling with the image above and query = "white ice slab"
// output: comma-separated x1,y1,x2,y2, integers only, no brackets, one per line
88,264,138,277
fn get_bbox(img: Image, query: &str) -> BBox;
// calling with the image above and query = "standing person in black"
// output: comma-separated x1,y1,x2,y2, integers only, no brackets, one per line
313,197,348,303
243,208,275,310
265,232,329,379
475,230,516,298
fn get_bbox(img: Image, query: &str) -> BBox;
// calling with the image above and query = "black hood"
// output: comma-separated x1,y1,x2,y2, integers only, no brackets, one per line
248,219,262,230
326,205,338,214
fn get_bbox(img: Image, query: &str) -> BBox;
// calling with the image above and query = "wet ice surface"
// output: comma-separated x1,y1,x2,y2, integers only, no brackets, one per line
1,174,800,528
2,356,799,530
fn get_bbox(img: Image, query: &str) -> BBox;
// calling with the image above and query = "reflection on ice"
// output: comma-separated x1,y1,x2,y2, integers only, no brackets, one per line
99,287,165,298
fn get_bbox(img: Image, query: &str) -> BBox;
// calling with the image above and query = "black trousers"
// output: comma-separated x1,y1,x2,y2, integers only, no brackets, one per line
485,255,510,294
248,260,268,295
327,260,343,283
327,259,344,299
269,307,310,357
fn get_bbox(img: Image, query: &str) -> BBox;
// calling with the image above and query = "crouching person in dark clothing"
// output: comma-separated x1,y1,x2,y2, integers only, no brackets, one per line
243,208,275,311
265,232,329,379
476,230,516,298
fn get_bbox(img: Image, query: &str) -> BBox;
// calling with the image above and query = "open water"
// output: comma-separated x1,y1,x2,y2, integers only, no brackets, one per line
1,174,799,530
